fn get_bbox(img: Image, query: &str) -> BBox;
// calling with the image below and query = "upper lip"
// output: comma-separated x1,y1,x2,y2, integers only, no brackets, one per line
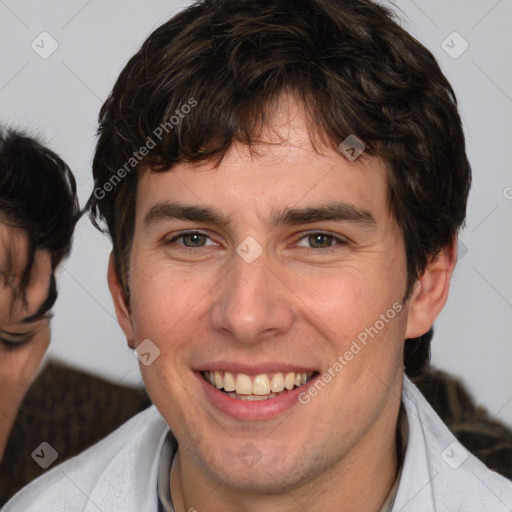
193,362,319,374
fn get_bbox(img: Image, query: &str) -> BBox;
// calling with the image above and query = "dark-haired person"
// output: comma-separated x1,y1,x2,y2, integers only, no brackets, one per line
5,0,512,510
0,128,78,461
0,130,151,504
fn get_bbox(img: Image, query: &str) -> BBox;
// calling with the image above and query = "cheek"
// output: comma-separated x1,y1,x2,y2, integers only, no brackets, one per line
292,264,407,378
129,266,209,351
22,332,50,383
294,267,398,335
0,330,49,392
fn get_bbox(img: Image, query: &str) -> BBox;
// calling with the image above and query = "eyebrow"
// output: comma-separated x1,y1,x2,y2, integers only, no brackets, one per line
144,201,376,230
22,273,58,324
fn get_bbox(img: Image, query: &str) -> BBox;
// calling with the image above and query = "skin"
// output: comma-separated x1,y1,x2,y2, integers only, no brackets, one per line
0,223,53,461
109,95,457,512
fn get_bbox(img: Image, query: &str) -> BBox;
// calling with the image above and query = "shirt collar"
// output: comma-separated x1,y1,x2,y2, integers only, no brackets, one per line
157,431,177,512
378,404,409,512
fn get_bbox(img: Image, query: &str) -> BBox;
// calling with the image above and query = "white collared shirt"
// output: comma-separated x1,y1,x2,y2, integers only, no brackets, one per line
4,376,512,511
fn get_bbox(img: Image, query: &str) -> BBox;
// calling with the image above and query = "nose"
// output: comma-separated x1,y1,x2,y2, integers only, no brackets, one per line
210,248,294,345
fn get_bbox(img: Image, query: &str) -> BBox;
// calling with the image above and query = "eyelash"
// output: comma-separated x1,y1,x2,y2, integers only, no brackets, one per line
165,231,217,254
0,333,34,351
165,230,349,253
295,230,349,253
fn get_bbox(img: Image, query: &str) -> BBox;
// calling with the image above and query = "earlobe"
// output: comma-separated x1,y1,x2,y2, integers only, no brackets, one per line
404,238,457,339
107,252,136,348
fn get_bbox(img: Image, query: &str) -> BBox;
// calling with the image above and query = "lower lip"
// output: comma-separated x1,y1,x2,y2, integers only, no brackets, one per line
196,372,318,420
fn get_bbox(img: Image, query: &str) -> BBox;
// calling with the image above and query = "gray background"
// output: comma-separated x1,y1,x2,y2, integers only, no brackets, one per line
1,1,511,424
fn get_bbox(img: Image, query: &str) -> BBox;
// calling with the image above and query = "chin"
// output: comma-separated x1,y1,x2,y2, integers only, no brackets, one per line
190,440,328,494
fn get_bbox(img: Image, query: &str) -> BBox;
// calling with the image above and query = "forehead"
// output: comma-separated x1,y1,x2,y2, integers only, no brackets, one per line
0,224,26,321
135,97,390,225
0,223,28,282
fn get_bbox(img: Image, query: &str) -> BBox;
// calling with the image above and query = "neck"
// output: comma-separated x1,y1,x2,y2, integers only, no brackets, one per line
170,386,403,512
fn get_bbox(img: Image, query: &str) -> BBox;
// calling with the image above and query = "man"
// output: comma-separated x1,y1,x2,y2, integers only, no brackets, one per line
0,128,78,463
0,129,151,504
5,0,512,510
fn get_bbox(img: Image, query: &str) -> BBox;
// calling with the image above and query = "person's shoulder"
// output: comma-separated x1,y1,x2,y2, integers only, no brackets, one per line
398,377,512,511
0,360,152,504
413,367,512,480
2,405,168,512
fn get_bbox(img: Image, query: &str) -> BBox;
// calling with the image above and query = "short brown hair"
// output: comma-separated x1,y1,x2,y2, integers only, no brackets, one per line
89,0,471,377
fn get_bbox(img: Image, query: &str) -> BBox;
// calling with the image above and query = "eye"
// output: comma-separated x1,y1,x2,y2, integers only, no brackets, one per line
166,231,218,248
0,331,35,351
295,231,348,250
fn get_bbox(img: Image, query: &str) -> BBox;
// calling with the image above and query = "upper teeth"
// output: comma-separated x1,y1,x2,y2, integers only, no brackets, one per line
204,371,313,395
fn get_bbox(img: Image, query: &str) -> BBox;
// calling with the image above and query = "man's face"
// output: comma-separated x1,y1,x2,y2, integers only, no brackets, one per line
0,223,53,458
117,97,415,492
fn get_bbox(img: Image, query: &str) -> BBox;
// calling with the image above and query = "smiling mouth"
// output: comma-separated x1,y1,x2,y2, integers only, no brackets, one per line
202,370,317,401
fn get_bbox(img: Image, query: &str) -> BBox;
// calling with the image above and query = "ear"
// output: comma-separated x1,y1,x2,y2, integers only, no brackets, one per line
405,238,457,339
107,252,135,349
